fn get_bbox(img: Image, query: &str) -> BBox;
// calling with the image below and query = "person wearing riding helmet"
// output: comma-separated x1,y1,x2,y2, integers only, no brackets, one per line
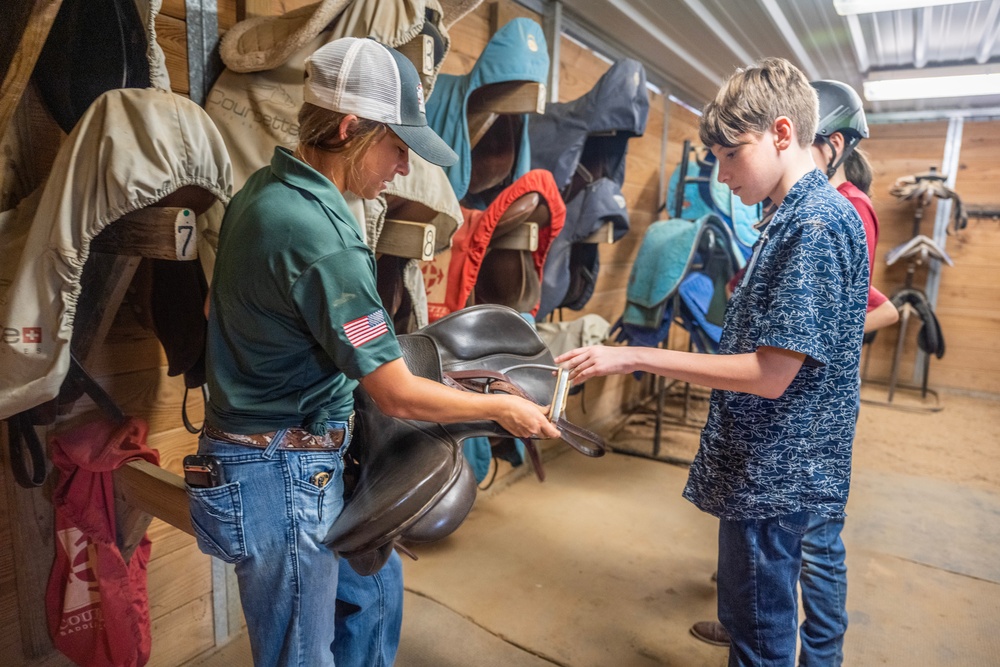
191,37,560,667
810,79,899,334
689,80,898,660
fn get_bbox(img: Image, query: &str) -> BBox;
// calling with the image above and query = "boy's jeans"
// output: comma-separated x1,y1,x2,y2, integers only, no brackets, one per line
799,515,848,666
718,511,810,667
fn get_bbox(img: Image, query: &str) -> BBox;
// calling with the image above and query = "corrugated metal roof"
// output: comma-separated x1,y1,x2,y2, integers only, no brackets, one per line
542,0,1000,119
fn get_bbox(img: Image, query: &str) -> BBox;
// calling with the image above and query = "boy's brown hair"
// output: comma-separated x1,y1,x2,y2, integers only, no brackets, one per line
699,57,818,149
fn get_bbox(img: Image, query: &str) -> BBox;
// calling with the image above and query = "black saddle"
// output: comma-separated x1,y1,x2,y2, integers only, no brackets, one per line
325,305,605,575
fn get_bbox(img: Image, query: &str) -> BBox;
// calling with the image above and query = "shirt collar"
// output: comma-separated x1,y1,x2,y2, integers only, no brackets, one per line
270,146,349,211
781,168,827,210
760,168,827,231
270,146,363,239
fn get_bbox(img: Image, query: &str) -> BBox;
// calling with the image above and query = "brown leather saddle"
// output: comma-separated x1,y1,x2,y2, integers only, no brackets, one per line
325,305,605,575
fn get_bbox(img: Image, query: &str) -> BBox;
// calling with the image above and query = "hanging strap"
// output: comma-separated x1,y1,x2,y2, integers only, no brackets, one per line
6,413,47,488
182,385,207,434
3,355,128,488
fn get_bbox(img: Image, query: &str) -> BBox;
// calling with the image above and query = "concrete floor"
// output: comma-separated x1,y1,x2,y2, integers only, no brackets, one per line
190,387,1000,666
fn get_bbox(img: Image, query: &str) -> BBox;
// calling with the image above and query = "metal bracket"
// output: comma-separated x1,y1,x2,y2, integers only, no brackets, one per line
185,0,221,106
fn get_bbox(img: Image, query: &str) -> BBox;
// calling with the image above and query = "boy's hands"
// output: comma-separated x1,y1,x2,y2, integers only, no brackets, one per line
555,345,632,385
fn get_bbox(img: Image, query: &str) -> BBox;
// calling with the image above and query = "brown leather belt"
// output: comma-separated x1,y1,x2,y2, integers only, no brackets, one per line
204,421,350,451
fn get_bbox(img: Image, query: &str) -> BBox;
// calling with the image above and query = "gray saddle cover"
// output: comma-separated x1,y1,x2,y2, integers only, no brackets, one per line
325,305,605,575
528,59,649,319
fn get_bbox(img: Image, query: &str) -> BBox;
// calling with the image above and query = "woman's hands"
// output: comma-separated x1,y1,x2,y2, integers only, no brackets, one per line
361,359,560,439
491,395,561,440
555,345,634,385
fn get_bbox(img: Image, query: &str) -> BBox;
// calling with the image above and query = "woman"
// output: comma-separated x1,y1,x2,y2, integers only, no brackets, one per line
188,37,559,667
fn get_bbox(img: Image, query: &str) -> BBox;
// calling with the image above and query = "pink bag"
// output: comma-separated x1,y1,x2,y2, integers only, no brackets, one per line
45,417,159,667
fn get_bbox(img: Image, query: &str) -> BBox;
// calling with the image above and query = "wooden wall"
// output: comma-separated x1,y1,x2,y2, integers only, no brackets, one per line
443,2,702,434
862,120,1000,395
4,1,999,666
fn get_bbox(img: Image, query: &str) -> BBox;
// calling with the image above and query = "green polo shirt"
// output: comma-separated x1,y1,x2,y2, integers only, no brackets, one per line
205,147,401,434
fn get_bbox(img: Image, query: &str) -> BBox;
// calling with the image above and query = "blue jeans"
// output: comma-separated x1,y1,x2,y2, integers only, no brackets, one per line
335,551,403,667
799,515,847,666
187,425,403,666
717,511,810,667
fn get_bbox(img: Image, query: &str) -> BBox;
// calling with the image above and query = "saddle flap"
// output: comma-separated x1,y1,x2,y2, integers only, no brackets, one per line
398,334,444,383
325,389,465,556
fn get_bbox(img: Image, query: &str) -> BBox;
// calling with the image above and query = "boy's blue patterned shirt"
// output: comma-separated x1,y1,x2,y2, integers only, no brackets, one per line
683,169,870,520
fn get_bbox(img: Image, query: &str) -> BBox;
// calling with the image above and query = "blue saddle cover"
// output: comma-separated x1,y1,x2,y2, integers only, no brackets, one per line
665,148,761,262
425,18,549,201
529,58,649,320
536,177,629,319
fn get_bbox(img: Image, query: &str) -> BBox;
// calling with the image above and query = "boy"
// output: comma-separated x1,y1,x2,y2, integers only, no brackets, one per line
556,58,869,665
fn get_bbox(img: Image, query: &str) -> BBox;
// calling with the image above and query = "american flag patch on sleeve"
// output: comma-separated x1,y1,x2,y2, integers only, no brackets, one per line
344,310,389,348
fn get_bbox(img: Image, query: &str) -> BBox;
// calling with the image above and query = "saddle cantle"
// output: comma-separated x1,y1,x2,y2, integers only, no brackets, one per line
324,305,606,575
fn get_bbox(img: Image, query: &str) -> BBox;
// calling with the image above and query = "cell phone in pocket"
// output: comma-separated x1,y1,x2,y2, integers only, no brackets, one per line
183,454,225,488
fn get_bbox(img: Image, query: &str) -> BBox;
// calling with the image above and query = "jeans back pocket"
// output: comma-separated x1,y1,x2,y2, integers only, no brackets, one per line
186,482,247,563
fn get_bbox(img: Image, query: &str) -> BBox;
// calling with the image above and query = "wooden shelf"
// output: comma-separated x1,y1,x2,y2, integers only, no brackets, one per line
90,206,200,261
114,460,193,559
395,33,436,77
376,219,437,261
467,81,546,148
489,222,538,251
582,222,615,244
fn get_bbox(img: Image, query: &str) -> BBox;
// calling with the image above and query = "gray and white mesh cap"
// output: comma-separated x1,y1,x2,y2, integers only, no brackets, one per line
304,37,458,167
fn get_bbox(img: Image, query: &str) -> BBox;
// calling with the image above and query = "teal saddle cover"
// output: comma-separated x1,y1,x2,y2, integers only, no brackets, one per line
623,214,739,329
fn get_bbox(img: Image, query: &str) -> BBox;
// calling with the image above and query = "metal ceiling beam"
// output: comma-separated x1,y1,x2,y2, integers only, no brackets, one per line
976,0,1000,64
679,0,756,67
515,0,715,107
868,105,1000,123
758,0,821,80
845,13,871,72
542,0,562,103
605,0,723,88
870,13,885,68
914,6,931,68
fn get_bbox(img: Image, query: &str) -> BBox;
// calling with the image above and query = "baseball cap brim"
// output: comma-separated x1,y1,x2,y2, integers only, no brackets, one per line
389,123,458,167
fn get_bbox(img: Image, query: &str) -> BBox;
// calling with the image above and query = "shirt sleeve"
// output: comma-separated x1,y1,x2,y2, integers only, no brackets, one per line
868,285,889,311
290,247,401,379
756,221,853,367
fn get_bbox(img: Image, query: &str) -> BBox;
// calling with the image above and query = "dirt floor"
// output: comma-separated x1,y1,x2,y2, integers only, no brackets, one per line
614,379,1000,494
188,382,1000,667
855,383,1000,493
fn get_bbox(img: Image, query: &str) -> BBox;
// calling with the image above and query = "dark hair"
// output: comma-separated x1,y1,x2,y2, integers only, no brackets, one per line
844,147,873,195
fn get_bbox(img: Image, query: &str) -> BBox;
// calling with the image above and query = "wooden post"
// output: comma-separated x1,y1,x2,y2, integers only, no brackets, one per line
0,0,64,139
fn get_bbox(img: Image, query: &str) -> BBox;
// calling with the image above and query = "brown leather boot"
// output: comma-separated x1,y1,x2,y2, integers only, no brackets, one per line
690,620,731,646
